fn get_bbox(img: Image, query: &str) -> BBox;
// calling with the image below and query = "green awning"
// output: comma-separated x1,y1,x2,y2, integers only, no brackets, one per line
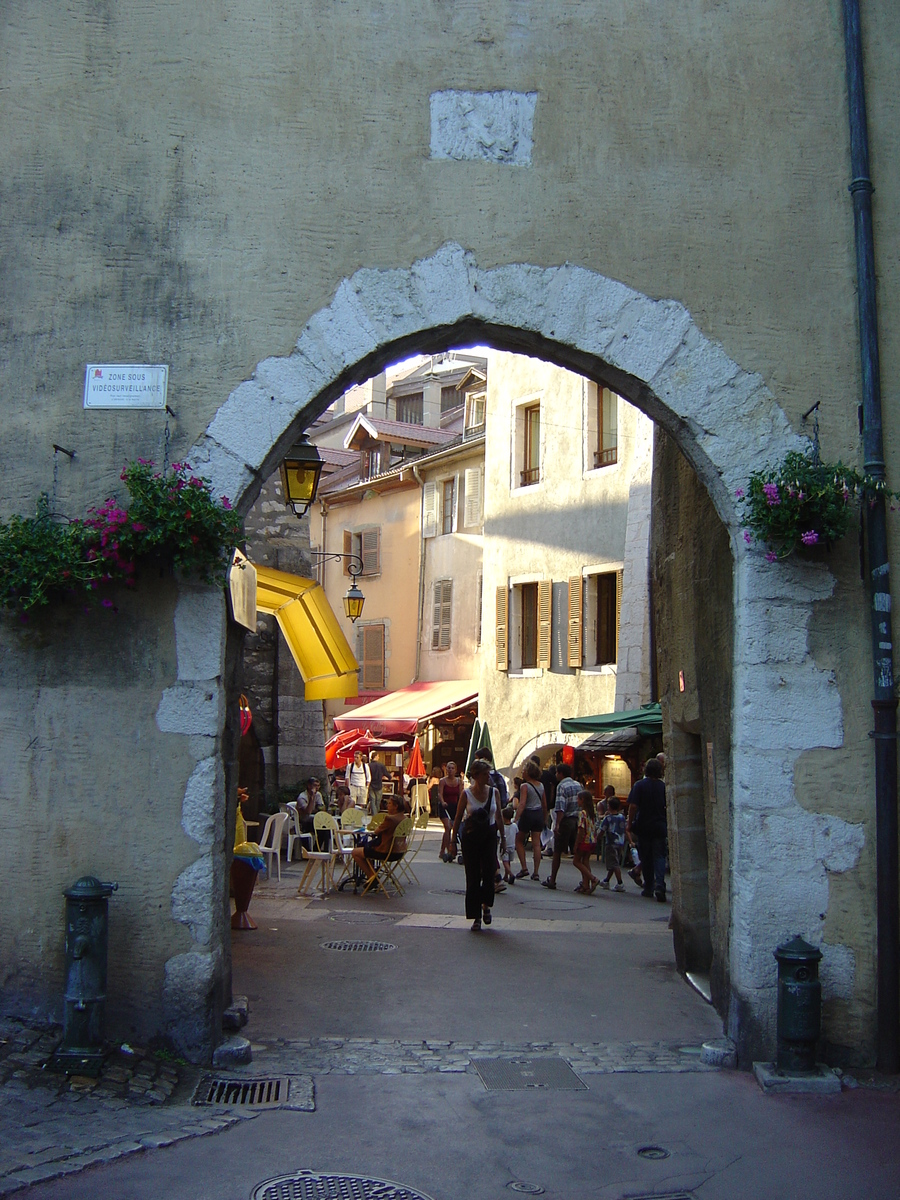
560,702,662,738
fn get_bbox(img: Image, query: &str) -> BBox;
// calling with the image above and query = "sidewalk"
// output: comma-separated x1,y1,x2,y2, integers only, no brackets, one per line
4,825,899,1199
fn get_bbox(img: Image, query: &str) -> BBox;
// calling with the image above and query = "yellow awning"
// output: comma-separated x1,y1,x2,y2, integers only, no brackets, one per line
253,563,359,702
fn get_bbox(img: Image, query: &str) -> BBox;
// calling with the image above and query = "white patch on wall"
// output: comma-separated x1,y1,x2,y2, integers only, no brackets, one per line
430,91,537,165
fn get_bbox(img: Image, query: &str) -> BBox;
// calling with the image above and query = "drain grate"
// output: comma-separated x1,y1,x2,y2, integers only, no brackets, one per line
193,1075,291,1108
473,1056,587,1091
320,940,397,952
251,1171,437,1200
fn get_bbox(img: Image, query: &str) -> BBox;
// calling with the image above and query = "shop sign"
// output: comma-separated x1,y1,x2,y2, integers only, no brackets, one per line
83,364,168,409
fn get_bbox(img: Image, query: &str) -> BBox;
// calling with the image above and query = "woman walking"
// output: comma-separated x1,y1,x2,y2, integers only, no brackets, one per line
450,758,506,931
514,759,547,880
437,760,463,862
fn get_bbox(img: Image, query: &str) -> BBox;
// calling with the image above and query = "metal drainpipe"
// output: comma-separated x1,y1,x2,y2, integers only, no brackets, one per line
411,464,427,681
843,0,899,1072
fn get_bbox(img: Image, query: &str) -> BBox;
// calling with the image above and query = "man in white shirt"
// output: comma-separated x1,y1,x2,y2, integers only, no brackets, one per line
345,751,371,809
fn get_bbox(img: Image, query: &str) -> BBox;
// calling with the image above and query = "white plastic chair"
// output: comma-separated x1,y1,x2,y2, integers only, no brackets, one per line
297,812,340,897
257,811,289,882
285,802,312,861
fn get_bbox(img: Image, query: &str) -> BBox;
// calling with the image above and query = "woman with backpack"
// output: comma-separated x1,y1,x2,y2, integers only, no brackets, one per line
450,758,506,931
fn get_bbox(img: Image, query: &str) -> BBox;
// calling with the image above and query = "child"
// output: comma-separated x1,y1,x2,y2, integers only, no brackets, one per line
573,789,599,894
599,797,627,891
501,804,518,884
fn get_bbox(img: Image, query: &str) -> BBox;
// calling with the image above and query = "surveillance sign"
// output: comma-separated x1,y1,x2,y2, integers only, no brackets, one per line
83,364,168,409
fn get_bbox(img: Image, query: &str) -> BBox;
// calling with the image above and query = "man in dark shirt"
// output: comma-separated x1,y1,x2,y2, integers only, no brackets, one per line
367,756,390,813
626,757,668,902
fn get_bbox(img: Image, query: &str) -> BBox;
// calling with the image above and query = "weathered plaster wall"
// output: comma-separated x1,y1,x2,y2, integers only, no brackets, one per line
0,576,228,1056
652,432,734,1016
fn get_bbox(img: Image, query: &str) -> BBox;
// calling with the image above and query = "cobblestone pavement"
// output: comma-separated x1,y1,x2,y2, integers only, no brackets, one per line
240,1036,717,1077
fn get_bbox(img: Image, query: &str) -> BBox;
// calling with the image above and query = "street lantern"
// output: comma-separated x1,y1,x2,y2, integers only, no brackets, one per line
343,580,365,623
279,434,324,518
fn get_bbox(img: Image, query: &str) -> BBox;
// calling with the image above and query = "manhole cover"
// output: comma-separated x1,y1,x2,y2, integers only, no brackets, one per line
636,1145,671,1160
473,1057,587,1091
251,1171,437,1200
508,1184,546,1195
193,1076,290,1108
320,940,397,952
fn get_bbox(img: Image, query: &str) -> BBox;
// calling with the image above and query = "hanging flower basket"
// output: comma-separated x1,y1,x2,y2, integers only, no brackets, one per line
738,450,895,562
0,460,243,615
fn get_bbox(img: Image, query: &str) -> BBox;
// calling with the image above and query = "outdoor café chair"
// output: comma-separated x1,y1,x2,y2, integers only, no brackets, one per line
285,802,313,862
257,811,289,882
360,816,413,899
394,808,429,888
317,811,354,888
296,812,340,898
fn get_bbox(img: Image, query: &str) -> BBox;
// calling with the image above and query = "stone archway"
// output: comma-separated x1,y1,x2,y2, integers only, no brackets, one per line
163,244,861,1061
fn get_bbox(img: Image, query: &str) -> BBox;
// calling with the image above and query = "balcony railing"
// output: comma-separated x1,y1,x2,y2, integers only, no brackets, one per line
519,466,541,486
594,447,617,468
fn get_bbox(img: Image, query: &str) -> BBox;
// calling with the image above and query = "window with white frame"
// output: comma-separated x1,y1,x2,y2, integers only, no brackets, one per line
431,579,453,650
422,477,458,537
514,400,541,488
464,389,486,436
585,383,619,470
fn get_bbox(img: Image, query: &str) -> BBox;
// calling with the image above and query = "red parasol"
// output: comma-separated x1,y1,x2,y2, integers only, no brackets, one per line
407,738,426,778
325,728,362,769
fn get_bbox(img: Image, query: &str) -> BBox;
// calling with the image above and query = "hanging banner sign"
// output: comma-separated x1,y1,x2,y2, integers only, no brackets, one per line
83,364,168,409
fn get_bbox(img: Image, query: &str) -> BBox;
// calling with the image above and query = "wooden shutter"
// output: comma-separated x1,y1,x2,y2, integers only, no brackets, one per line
360,624,385,689
464,467,482,527
567,575,583,668
422,481,439,538
342,529,352,575
361,527,380,575
615,569,623,663
495,586,509,671
537,580,552,669
432,579,452,650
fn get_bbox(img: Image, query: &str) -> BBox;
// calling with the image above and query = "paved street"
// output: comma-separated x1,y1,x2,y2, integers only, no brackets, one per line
3,826,899,1199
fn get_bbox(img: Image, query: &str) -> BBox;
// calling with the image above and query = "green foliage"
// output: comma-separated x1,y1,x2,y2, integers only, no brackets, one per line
739,451,895,561
0,461,243,615
0,496,104,613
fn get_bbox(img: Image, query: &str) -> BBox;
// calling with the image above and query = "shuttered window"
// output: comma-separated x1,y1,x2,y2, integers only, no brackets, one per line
431,579,453,650
422,482,439,538
495,587,508,671
537,580,552,669
567,576,583,668
521,583,538,668
463,467,483,527
360,623,385,689
343,528,380,575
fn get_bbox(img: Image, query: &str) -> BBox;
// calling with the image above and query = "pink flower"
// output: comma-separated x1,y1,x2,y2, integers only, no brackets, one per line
763,482,780,507
735,488,745,500
743,530,752,545
765,550,778,563
101,598,114,608
801,530,819,546
221,496,232,510
137,457,152,466
131,522,146,532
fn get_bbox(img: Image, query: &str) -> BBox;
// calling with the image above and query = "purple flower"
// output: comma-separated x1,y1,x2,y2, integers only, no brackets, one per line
801,530,819,546
765,550,778,563
743,530,752,545
101,598,114,608
221,496,232,510
763,482,780,507
137,457,153,466
735,488,745,500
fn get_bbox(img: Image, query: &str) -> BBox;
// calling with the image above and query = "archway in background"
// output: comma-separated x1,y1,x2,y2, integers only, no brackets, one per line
163,244,851,1061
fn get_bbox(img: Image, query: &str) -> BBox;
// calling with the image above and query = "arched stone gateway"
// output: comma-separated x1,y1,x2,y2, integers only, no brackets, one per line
163,244,861,1061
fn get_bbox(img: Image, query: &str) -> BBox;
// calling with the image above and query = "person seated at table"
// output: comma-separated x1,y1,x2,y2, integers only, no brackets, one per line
296,777,325,832
351,794,407,881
